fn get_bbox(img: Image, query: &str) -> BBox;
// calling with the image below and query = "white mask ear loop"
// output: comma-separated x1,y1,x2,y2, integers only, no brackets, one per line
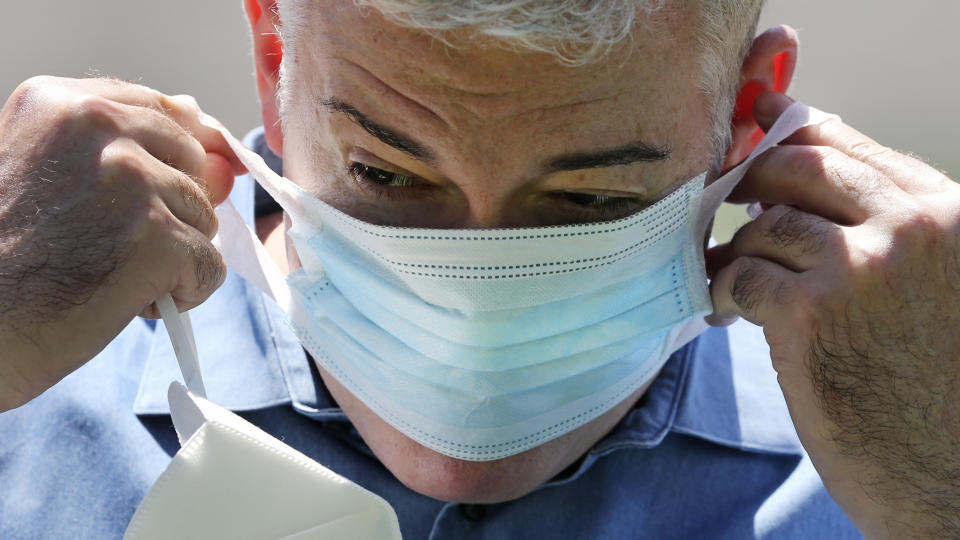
694,102,840,244
156,293,206,398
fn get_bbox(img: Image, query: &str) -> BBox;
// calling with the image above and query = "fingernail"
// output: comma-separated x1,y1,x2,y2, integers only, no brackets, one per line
704,312,739,327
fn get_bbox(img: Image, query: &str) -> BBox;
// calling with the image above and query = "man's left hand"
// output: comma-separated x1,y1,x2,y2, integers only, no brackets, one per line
708,91,960,539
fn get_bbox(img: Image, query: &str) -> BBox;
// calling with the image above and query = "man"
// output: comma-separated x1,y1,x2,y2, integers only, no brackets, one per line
1,0,958,537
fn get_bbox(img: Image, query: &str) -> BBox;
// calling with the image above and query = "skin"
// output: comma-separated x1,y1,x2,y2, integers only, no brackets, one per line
245,2,791,504
2,0,957,536
0,78,242,410
710,92,960,538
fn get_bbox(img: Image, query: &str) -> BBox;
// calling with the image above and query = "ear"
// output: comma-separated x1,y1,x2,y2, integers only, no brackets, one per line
244,0,284,156
721,24,798,170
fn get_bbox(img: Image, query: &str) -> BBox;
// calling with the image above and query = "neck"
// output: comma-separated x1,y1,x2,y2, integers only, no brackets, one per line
256,211,290,275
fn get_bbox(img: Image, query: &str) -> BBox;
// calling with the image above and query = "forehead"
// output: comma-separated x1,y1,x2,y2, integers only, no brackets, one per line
281,2,713,177
287,3,698,96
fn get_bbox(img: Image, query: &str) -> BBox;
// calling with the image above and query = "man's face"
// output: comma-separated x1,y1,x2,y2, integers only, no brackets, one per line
275,2,716,503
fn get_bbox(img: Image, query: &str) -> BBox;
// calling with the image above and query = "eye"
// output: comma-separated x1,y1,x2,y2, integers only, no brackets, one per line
560,192,617,207
553,191,641,221
349,163,417,188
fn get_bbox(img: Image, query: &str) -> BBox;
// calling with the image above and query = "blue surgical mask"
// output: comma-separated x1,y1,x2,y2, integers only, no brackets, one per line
203,102,834,461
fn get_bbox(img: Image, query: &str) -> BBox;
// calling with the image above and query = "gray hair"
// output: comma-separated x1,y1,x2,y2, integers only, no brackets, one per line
277,0,765,169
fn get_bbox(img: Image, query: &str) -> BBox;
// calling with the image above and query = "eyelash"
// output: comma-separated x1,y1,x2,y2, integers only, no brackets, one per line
348,162,422,200
553,192,640,221
348,161,640,219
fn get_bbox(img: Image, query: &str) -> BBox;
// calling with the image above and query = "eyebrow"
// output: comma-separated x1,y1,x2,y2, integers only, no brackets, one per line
320,96,670,173
321,98,436,163
542,143,670,173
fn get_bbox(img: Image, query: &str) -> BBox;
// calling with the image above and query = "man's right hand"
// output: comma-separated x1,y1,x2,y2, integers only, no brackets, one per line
0,76,246,412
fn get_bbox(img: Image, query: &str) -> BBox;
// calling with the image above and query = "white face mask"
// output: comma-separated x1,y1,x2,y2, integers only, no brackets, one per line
124,381,401,539
198,101,835,462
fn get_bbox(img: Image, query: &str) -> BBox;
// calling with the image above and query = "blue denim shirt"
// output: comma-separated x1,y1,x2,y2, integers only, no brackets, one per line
0,129,863,539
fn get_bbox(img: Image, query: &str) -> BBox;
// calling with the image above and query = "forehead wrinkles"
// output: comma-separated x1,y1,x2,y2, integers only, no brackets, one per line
282,1,711,177
285,1,697,122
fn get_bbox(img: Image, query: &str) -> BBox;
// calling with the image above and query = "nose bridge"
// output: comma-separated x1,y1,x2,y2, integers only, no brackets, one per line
459,189,513,229
446,132,528,229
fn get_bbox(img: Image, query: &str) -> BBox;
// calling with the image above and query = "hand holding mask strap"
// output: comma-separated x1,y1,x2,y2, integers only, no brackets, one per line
135,145,401,538
663,102,840,354
694,102,840,246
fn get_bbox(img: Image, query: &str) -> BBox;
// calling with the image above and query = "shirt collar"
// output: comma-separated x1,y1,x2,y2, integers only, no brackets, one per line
670,319,804,455
134,127,803,459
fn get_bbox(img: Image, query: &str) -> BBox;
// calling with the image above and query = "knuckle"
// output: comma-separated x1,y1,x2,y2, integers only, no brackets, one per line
150,107,200,156
903,208,942,237
149,93,194,129
176,172,217,235
729,257,767,313
853,243,889,278
66,93,123,130
761,205,836,257
783,146,880,197
19,74,58,92
898,208,946,258
823,148,885,196
5,77,71,125
12,75,63,102
141,103,205,170
9,76,49,106
100,141,148,180
764,206,805,245
189,240,226,293
143,205,178,235
848,139,895,163
146,103,186,135
782,145,833,180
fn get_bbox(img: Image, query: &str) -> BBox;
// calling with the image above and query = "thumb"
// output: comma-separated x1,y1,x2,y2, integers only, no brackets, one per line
753,91,795,132
203,151,236,206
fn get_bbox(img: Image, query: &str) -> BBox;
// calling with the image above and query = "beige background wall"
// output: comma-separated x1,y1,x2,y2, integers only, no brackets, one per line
2,1,957,236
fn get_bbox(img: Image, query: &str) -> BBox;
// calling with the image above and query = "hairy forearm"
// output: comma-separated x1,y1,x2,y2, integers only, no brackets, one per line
0,332,40,412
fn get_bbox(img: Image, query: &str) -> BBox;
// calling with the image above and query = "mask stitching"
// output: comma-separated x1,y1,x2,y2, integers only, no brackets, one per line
314,190,692,281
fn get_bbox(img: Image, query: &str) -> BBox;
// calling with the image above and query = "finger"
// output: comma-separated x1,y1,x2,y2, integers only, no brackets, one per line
137,214,227,318
201,151,236,206
754,91,951,194
708,255,800,327
708,205,844,274
106,100,207,178
729,144,894,224
101,140,218,239
70,77,247,176
78,93,235,207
